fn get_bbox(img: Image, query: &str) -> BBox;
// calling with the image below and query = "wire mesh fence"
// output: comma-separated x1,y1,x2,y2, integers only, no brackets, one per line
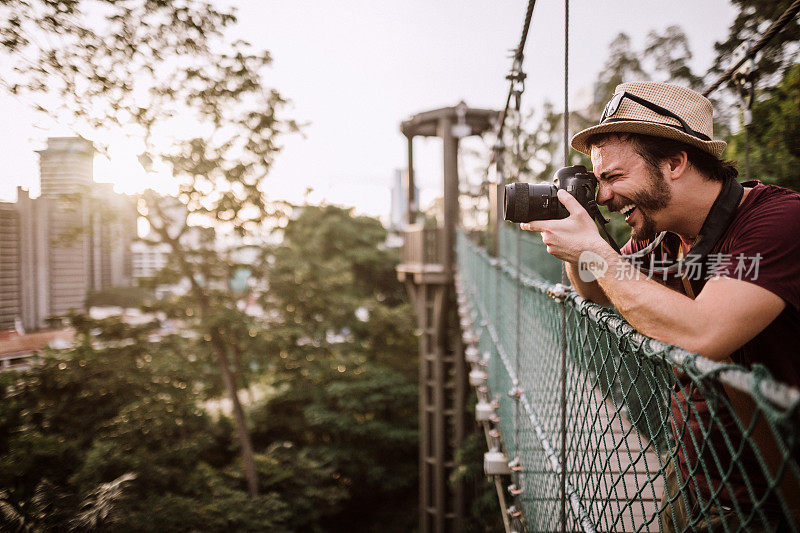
498,223,563,284
457,228,800,532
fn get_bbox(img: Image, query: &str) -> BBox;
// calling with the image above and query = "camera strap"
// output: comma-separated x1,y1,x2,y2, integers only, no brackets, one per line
628,177,744,276
585,200,622,252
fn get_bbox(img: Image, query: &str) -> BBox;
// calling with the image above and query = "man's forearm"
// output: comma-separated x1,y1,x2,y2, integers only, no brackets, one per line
566,261,611,305
588,245,714,357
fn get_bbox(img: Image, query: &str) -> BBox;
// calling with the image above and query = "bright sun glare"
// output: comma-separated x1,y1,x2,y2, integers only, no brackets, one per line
93,132,177,197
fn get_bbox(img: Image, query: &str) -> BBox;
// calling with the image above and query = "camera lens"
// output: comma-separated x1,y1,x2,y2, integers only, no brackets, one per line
503,182,559,223
504,182,529,223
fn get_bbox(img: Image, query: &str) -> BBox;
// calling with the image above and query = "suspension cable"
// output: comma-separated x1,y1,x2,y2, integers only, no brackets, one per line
702,0,800,96
560,4,570,530
562,0,570,169
494,0,538,146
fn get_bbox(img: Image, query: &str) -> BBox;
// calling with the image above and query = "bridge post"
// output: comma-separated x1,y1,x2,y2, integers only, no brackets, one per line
405,134,416,225
487,142,505,258
398,104,500,533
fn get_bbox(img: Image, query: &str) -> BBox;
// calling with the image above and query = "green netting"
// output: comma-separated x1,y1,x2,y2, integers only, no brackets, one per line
499,222,563,284
457,229,800,533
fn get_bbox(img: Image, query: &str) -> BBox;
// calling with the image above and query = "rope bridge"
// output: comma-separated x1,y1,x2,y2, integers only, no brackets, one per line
457,226,800,532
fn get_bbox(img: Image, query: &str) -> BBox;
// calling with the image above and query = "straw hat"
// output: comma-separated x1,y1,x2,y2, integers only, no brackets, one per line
571,81,727,158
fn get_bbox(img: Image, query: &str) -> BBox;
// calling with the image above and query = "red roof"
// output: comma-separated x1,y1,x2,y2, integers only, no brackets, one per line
0,329,75,357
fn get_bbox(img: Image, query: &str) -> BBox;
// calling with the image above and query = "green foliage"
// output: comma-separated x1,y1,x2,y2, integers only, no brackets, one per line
712,0,800,86
595,33,646,105
726,63,800,190
451,432,504,533
0,0,303,500
0,204,419,530
86,286,154,309
265,205,406,338
0,321,347,531
250,203,419,530
251,358,417,528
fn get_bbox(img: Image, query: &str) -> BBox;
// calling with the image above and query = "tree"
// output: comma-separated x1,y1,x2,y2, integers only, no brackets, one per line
712,0,800,89
0,0,299,496
0,317,347,531
726,63,800,190
708,2,800,190
643,26,703,90
0,202,420,529
595,33,647,106
252,203,419,530
86,286,154,308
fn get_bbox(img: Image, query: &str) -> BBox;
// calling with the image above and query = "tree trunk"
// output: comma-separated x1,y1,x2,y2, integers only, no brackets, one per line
149,201,259,496
210,328,259,497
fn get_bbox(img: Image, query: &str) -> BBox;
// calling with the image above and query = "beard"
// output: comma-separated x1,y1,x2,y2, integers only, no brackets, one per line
626,165,672,241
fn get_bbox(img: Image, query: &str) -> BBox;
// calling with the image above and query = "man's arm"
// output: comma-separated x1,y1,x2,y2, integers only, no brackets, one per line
588,246,785,361
523,189,786,361
565,261,611,306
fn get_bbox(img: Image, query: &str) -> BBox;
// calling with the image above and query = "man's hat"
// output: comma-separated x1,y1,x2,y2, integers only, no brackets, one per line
571,81,727,158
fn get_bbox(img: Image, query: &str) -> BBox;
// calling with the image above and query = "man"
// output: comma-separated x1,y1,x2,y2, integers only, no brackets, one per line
521,81,800,530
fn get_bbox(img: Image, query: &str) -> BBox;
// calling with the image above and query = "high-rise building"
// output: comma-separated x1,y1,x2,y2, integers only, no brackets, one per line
91,183,136,289
17,187,51,331
0,201,21,330
38,137,94,197
15,137,137,331
389,168,418,231
37,137,94,321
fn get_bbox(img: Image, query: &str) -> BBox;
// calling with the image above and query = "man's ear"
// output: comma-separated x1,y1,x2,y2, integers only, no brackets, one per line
665,151,689,181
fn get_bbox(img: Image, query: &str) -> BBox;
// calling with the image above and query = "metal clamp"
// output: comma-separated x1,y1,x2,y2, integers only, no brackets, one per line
547,283,568,302
507,505,523,518
507,386,523,399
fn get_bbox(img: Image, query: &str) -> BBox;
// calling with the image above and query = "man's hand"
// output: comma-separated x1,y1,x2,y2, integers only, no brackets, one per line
520,189,612,263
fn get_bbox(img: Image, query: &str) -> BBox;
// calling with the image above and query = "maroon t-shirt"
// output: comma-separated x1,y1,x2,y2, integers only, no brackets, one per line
621,181,800,509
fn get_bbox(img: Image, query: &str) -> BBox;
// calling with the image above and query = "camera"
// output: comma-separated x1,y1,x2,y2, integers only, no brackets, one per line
503,165,598,223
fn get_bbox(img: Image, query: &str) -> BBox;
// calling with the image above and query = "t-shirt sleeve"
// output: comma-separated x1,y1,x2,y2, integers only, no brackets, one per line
713,195,800,310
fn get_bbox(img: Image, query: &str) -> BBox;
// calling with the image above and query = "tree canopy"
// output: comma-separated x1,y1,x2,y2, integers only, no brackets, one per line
0,201,419,531
1,0,303,496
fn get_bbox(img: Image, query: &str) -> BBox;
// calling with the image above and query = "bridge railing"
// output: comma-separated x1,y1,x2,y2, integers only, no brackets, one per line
457,228,800,532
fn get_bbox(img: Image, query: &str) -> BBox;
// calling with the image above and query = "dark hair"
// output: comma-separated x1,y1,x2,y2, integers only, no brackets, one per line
585,132,738,182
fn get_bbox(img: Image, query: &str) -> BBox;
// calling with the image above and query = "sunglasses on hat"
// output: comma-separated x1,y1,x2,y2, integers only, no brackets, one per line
601,91,711,141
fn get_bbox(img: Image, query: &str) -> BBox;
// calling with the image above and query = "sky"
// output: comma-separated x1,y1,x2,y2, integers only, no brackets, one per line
0,0,738,222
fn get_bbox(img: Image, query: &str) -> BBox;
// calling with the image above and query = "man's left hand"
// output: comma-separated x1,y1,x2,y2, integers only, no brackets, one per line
520,189,612,264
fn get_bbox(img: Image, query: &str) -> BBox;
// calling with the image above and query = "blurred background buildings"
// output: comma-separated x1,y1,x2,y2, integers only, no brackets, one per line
0,137,138,350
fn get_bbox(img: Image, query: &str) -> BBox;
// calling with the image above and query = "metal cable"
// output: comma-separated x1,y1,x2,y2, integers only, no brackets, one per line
702,0,800,96
562,0,570,169
494,0,538,146
514,98,523,467
517,0,537,59
560,2,570,531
